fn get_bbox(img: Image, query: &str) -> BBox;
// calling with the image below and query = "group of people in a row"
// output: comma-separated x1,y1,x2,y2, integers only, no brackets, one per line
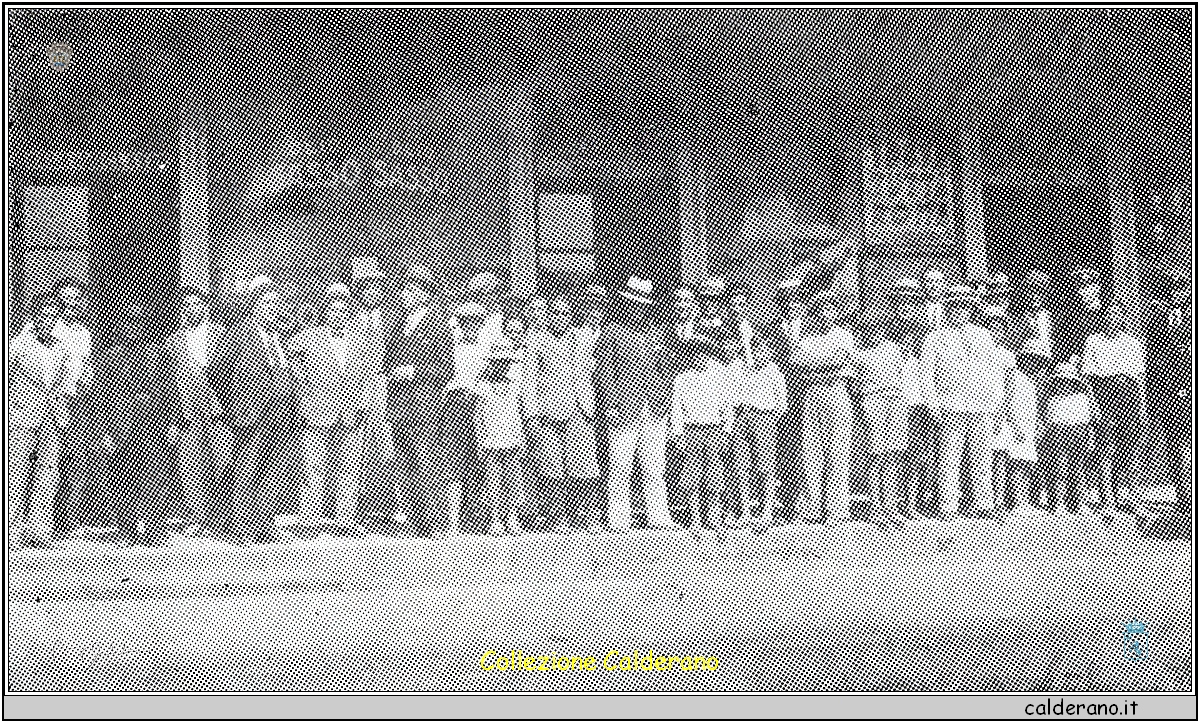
7,251,1192,549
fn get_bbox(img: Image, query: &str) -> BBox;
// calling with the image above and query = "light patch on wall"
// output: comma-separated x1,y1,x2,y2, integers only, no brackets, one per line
22,186,90,296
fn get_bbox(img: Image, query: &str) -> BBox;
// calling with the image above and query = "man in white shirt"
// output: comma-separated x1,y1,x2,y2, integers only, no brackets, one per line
163,287,228,536
920,285,1004,521
453,271,505,348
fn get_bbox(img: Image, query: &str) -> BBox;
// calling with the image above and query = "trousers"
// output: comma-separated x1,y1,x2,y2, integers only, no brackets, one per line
938,410,995,514
799,382,854,522
300,424,362,524
8,420,61,545
606,405,672,530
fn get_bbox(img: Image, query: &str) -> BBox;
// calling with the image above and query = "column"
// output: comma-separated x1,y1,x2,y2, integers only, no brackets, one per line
957,114,989,283
504,85,539,298
676,139,708,287
178,103,211,293
1104,137,1143,336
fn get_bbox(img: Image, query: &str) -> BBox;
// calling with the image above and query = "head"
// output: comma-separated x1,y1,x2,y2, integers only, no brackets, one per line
356,278,383,311
673,288,697,323
857,312,890,349
503,313,525,344
945,299,973,329
922,269,947,301
180,286,209,328
581,286,607,327
700,293,723,320
120,303,150,345
401,280,430,313
1103,300,1128,336
468,272,502,313
811,294,840,330
1168,270,1189,309
29,293,60,341
547,296,572,336
778,289,807,322
53,277,86,324
1077,281,1102,308
1022,271,1051,310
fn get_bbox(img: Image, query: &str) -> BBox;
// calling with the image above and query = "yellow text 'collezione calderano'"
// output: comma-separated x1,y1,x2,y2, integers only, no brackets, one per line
480,650,719,673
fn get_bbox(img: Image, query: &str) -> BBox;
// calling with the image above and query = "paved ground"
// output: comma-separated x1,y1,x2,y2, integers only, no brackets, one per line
5,516,1193,692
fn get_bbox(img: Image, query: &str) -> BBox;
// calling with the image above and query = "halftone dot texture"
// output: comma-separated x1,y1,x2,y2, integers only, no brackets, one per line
6,7,1193,693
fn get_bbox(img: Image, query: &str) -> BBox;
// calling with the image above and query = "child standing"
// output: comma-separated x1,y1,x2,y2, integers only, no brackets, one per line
473,340,526,536
730,334,789,532
1043,361,1097,515
1009,338,1051,516
670,337,736,539
851,310,908,530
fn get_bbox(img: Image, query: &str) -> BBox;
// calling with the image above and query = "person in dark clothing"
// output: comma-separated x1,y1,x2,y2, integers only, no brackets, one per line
1145,268,1192,519
92,303,174,547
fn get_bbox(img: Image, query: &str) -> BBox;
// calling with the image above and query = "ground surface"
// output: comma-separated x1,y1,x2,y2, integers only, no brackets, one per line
5,515,1193,692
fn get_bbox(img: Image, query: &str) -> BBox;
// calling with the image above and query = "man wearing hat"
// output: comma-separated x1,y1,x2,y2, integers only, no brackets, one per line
981,273,1012,322
1043,361,1097,515
348,256,397,526
594,276,677,531
208,275,299,544
443,300,491,530
287,284,370,535
1145,267,1192,519
919,284,1005,521
162,286,229,537
383,264,456,538
575,283,608,361
889,277,937,518
695,275,731,352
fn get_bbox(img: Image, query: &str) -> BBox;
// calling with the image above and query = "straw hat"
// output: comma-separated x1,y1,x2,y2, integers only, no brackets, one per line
619,276,654,305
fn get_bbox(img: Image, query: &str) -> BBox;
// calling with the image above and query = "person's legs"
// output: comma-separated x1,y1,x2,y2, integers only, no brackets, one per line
563,414,601,529
480,449,504,535
534,420,566,530
503,447,525,533
176,419,213,529
605,418,639,532
992,451,1010,513
299,427,330,524
638,410,674,528
332,424,362,528
799,387,825,523
731,411,755,522
678,428,704,530
938,411,968,518
966,412,995,515
824,388,855,523
8,424,36,547
422,420,460,538
27,424,62,545
700,428,726,529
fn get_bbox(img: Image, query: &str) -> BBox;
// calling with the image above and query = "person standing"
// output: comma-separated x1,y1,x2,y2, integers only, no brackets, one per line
1145,268,1191,520
8,294,70,550
289,284,369,535
695,276,731,352
1057,265,1106,365
384,264,455,538
455,271,505,349
793,290,856,525
1043,362,1097,515
890,277,937,518
920,286,1004,521
348,257,398,527
444,302,491,533
163,286,228,537
48,278,96,535
1081,300,1147,514
594,276,676,532
729,333,788,531
207,275,298,545
523,296,602,534
725,282,757,370
982,309,1017,517
1009,338,1052,515
93,303,174,547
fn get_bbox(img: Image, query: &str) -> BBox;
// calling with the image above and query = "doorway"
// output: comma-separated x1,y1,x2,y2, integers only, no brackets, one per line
592,176,682,323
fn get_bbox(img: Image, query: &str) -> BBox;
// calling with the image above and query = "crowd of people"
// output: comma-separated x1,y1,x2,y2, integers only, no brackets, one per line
7,250,1193,550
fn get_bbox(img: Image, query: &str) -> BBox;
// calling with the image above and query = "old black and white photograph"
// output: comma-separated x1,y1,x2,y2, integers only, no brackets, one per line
3,3,1194,711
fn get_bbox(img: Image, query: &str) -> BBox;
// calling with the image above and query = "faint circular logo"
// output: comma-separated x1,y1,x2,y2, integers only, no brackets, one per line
47,43,72,72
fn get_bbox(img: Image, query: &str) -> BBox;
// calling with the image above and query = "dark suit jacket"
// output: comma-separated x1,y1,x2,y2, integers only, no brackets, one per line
208,319,295,429
594,320,672,425
383,305,454,426
91,342,172,445
1145,305,1191,416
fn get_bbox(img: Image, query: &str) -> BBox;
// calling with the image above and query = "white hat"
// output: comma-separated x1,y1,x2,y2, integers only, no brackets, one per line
468,271,501,295
620,276,654,305
351,257,385,282
326,283,352,300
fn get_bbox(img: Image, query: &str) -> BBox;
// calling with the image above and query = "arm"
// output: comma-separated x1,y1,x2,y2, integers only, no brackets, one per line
920,333,940,416
414,318,454,390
